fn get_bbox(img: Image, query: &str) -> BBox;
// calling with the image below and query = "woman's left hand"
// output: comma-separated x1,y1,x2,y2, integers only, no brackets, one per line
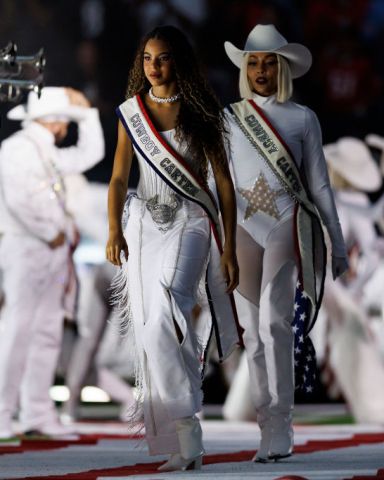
332,255,349,280
221,248,239,293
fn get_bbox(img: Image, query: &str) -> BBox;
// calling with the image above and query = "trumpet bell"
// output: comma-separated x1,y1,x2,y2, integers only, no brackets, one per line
0,42,45,102
15,48,46,73
0,76,44,102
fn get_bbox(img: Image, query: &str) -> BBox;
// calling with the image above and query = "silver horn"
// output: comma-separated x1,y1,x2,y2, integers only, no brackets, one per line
13,49,46,74
0,43,45,102
0,77,43,102
0,48,46,76
0,42,17,65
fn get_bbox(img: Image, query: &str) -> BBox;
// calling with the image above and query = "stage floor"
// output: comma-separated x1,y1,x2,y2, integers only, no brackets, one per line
0,405,383,480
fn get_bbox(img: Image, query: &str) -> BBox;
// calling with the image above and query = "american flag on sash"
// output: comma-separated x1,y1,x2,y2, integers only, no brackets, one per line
292,281,317,394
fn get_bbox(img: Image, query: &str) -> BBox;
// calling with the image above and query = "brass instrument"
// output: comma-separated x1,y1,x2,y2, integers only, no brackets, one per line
0,42,45,103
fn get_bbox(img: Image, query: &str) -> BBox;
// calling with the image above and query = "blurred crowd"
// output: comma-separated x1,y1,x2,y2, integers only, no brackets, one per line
1,0,384,180
1,0,384,430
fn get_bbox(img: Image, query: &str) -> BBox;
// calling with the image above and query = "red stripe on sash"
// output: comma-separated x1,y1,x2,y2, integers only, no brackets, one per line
136,94,218,209
137,95,224,259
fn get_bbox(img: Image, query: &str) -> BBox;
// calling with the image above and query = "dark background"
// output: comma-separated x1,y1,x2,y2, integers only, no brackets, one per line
1,0,384,186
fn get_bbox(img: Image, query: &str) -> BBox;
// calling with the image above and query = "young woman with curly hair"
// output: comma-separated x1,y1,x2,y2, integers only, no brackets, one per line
106,25,242,472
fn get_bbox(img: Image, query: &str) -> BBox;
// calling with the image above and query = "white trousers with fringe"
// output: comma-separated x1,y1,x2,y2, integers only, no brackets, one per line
118,197,211,455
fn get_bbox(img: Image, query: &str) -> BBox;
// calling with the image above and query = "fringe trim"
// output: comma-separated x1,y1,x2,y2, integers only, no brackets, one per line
109,261,132,337
109,261,145,435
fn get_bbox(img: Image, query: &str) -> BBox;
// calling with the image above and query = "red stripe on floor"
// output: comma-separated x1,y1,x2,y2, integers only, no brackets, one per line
10,433,384,479
11,452,256,480
344,468,384,480
4,432,383,456
295,433,384,454
0,434,143,455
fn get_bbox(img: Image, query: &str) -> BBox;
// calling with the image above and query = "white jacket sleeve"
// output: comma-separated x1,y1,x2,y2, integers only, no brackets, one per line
0,139,61,242
302,108,347,258
342,196,380,295
54,108,105,174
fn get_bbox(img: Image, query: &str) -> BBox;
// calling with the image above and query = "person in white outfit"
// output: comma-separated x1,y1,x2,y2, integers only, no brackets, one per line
223,24,348,462
106,26,242,472
318,137,384,423
324,138,382,299
0,87,105,439
60,175,135,423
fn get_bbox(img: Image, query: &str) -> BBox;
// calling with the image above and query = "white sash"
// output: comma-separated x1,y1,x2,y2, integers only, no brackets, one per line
117,94,244,354
229,99,326,331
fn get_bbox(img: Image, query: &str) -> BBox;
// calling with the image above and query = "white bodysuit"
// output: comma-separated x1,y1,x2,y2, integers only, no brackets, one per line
227,93,346,256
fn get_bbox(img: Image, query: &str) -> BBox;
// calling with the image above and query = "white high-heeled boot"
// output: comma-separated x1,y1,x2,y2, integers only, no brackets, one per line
252,412,272,463
158,416,204,471
268,414,294,460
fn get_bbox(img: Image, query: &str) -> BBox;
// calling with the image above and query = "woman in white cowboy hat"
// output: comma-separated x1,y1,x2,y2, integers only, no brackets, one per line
0,86,104,439
222,24,348,462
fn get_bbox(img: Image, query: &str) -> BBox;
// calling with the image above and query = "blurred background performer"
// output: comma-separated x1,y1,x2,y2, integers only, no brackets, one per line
61,259,136,422
317,137,384,423
59,174,135,423
106,25,241,472
223,24,348,462
0,87,104,439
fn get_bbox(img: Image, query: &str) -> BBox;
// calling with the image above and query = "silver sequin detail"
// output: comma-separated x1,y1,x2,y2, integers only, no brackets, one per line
145,193,182,232
230,111,299,205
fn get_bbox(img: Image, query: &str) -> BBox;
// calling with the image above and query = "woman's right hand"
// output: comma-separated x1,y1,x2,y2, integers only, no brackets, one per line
48,231,66,249
106,231,129,266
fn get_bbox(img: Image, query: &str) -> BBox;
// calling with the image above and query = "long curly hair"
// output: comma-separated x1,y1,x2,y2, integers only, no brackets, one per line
126,25,228,181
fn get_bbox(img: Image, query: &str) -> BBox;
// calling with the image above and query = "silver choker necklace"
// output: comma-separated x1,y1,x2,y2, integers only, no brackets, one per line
149,87,181,104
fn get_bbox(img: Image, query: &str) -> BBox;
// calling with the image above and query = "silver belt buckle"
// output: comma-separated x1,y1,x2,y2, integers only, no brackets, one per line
146,194,181,232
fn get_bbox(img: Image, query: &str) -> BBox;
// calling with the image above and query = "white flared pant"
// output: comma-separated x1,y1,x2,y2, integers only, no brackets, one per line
0,234,69,431
124,197,210,455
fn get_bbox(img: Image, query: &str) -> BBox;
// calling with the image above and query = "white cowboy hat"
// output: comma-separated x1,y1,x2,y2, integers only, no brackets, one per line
7,87,88,122
365,133,384,151
365,133,384,175
324,137,381,192
224,24,312,79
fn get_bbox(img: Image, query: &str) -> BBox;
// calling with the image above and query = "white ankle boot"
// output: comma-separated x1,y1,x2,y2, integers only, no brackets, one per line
268,415,294,460
252,417,272,463
157,453,203,471
252,414,293,462
158,416,204,471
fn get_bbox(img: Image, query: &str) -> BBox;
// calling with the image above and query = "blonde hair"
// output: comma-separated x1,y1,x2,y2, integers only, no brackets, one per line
239,52,293,103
